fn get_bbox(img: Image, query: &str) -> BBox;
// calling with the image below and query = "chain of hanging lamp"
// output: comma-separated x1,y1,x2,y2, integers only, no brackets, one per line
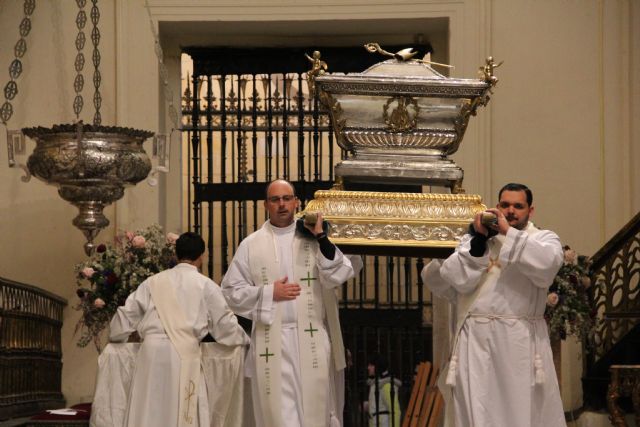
73,0,102,125
72,1,85,119
0,0,36,126
90,0,102,125
0,0,103,128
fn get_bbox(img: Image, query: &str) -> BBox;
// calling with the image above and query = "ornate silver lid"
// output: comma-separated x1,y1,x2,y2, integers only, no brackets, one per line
312,45,500,192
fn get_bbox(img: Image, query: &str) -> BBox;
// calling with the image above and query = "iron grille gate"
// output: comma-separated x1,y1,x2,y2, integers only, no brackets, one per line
183,46,433,426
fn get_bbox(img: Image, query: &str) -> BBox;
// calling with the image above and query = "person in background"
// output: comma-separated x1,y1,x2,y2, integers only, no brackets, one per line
365,354,401,427
109,232,249,427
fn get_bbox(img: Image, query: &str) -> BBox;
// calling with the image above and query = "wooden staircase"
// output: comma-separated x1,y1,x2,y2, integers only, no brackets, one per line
583,211,640,412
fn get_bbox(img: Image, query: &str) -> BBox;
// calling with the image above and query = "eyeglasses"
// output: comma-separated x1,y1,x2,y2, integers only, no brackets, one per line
267,195,296,203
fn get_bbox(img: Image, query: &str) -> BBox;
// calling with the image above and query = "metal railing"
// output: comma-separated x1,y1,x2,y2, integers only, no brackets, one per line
0,276,66,420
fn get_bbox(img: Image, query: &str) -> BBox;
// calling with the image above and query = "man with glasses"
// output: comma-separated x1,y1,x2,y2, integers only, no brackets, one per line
422,183,566,427
222,179,360,427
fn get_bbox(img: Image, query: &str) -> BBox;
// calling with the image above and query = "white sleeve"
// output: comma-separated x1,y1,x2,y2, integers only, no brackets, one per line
109,280,151,342
438,234,490,295
316,245,357,289
221,240,275,325
346,254,364,276
421,259,456,303
205,280,250,346
499,227,563,289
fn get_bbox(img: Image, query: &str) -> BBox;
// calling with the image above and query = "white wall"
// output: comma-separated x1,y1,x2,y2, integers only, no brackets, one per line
0,0,637,409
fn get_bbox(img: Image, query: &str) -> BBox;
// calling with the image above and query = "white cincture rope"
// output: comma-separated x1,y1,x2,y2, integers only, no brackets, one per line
445,313,546,387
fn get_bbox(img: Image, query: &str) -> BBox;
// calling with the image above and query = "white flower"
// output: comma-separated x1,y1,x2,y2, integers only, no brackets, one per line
82,267,95,278
564,249,578,265
166,232,179,244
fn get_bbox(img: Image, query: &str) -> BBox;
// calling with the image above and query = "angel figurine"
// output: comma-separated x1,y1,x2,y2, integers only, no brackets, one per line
305,50,328,97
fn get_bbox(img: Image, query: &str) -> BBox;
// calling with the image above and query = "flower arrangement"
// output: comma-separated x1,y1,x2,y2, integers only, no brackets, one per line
74,225,179,350
545,245,595,344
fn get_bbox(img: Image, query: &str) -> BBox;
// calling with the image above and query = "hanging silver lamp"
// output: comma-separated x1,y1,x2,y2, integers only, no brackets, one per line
22,123,153,255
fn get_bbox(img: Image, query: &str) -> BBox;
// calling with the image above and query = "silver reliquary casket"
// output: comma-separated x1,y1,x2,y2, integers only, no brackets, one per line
306,45,500,252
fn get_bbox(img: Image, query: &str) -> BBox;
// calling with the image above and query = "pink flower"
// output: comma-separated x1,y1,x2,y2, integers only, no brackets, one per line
125,231,135,241
82,267,95,278
166,232,179,244
131,235,146,248
563,249,577,265
93,298,105,308
547,292,559,307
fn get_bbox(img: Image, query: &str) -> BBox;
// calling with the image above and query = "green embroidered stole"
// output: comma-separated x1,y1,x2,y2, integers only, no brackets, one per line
250,228,330,427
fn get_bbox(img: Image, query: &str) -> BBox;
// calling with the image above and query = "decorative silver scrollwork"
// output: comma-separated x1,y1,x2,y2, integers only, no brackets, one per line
23,123,154,255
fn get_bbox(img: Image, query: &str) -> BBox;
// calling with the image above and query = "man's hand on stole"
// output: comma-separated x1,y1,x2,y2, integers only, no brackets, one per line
273,276,301,301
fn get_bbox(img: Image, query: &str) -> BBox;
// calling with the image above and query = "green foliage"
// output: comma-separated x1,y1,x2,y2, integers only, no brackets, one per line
74,225,178,350
544,246,596,345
